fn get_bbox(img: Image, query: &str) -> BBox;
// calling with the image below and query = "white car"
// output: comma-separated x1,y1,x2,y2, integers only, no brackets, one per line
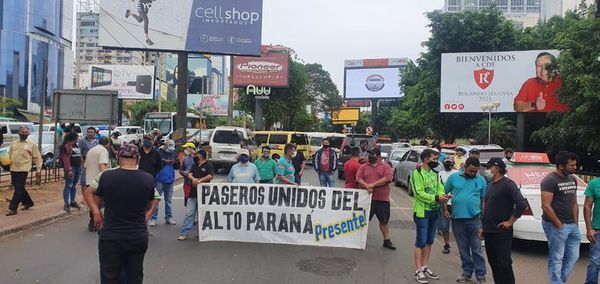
506,154,589,243
115,126,144,145
209,126,252,171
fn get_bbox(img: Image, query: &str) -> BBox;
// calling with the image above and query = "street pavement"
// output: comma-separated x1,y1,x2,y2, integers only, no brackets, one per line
0,165,591,283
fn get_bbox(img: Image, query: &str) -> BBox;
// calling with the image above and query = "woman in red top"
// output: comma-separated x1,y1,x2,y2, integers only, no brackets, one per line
60,132,83,213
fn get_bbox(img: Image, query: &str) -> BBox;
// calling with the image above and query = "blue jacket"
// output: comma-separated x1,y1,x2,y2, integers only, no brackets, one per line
314,148,338,173
179,154,196,185
155,148,177,184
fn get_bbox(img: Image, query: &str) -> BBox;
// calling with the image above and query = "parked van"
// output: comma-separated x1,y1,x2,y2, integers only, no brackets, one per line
254,131,311,160
209,126,254,171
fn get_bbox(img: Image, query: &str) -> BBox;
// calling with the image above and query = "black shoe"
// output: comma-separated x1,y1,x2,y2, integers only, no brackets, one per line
21,204,34,210
5,209,17,216
146,39,154,45
63,204,71,213
70,202,81,210
383,239,396,250
88,220,97,232
442,244,451,254
125,9,131,18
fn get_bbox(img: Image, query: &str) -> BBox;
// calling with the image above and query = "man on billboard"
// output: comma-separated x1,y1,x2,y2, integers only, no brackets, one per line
513,52,570,112
125,0,155,45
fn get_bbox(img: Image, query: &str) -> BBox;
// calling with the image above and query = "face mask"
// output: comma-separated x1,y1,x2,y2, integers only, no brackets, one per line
262,152,270,158
240,155,250,163
291,151,297,158
484,169,494,181
427,161,439,169
444,163,453,171
322,145,330,149
19,134,29,141
368,156,378,164
143,140,153,148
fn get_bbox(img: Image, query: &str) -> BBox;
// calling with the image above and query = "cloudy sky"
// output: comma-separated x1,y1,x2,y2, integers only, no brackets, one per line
261,0,445,92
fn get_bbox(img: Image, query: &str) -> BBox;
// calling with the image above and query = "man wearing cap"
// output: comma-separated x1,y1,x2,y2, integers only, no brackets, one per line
179,149,214,240
227,149,260,183
85,142,159,283
438,155,459,254
453,148,466,170
481,158,527,284
179,142,197,205
151,139,178,226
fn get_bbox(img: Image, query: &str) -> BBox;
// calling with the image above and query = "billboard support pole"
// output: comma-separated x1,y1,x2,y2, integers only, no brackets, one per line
371,99,378,135
38,59,47,154
228,56,234,125
176,52,188,140
517,113,525,151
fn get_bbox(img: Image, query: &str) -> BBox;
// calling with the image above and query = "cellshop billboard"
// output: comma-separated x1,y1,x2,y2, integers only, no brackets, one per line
98,0,263,56
440,50,570,113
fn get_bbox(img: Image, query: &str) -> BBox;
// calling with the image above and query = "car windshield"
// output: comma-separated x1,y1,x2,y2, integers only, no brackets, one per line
292,133,308,145
144,118,171,135
213,130,243,144
380,145,392,156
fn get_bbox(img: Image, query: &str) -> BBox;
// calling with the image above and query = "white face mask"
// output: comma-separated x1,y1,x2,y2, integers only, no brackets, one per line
484,169,495,181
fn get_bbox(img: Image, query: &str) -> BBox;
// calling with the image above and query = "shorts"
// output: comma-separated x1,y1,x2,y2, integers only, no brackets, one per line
437,205,452,233
369,200,390,224
414,210,439,248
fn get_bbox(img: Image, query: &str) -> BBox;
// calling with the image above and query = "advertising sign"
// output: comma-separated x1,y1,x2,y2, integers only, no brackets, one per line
440,50,569,113
344,67,403,100
197,183,371,249
89,65,155,100
233,48,289,87
98,0,263,56
187,94,228,116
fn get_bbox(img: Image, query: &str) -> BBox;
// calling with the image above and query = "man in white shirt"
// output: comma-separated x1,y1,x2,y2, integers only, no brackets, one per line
84,137,110,232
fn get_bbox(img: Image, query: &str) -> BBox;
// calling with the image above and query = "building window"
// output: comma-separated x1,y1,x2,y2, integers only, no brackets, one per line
497,0,508,5
511,0,524,6
479,0,492,7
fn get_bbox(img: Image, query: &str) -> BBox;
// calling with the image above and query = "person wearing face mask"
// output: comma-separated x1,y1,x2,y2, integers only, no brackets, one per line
227,149,260,183
84,137,111,231
79,127,99,203
255,146,277,183
276,143,297,185
481,158,527,284
179,149,214,240
411,149,450,283
6,127,42,216
151,139,178,226
291,143,307,185
444,157,488,284
179,142,197,206
138,139,162,225
356,149,395,250
314,138,338,187
438,155,459,255
541,151,580,284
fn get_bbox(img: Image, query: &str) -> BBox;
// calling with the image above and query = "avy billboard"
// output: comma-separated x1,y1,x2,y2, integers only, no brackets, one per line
440,50,570,113
89,65,155,100
232,48,289,87
98,0,263,56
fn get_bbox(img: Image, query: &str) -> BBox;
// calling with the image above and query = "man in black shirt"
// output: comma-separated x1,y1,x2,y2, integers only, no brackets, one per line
139,138,162,177
481,158,527,284
85,142,158,284
291,144,306,185
179,149,214,240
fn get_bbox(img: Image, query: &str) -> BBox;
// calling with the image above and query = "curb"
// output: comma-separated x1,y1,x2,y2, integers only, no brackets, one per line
0,206,89,239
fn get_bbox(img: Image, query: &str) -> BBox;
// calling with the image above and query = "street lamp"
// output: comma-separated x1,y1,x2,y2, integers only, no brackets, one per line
480,101,501,145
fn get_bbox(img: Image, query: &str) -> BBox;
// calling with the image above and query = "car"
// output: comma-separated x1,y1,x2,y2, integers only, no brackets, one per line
189,128,214,144
337,134,377,179
0,131,58,170
114,126,144,145
253,131,312,161
393,146,455,195
507,152,589,243
457,144,505,162
389,147,411,169
209,126,255,171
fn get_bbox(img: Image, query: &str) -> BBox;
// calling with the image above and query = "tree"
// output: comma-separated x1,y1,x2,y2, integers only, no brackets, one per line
305,63,343,114
471,117,517,148
0,97,22,117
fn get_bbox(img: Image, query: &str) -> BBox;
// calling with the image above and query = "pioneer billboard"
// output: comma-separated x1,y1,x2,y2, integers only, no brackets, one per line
232,47,289,87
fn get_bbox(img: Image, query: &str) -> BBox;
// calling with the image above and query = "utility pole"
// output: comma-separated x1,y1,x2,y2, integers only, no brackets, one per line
38,60,47,153
227,56,234,125
176,52,188,142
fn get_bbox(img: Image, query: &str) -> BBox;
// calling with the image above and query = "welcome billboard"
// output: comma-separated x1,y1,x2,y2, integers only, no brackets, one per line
343,58,407,100
232,46,289,87
440,50,569,113
98,0,263,56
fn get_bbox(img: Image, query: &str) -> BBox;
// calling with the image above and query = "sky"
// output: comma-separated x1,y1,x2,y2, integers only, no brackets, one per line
261,0,445,93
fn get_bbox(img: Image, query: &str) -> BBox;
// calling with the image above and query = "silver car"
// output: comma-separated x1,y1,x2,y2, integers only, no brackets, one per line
393,147,454,196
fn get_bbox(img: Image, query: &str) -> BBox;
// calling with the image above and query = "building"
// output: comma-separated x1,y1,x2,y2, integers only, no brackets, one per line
0,0,73,115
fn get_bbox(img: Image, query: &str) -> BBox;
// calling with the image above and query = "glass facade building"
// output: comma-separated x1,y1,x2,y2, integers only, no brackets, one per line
0,0,73,114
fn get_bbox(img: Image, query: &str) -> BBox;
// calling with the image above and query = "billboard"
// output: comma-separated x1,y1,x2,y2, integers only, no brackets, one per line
187,93,228,116
89,65,155,100
331,107,360,125
440,50,569,113
232,47,289,87
98,0,263,56
344,67,403,99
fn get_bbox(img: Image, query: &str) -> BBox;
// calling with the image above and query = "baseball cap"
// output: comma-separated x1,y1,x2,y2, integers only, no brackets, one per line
469,148,480,154
456,147,467,154
182,142,196,149
118,142,139,158
443,155,454,163
482,157,506,169
239,149,250,156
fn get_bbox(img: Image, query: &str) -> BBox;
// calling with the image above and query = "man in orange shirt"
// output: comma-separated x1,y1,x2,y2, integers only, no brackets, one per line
513,52,570,112
344,147,362,189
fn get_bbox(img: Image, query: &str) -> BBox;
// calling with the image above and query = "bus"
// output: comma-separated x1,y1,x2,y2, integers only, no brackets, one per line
143,112,202,138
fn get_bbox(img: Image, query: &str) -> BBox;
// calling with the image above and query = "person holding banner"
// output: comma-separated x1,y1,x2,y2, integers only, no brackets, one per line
179,149,214,241
255,146,277,183
276,143,298,185
356,149,396,250
227,149,260,183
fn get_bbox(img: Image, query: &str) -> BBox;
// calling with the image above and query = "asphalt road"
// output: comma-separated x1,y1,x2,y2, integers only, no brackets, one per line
0,165,592,283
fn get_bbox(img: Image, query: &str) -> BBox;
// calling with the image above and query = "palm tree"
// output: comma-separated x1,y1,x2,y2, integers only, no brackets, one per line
472,117,516,147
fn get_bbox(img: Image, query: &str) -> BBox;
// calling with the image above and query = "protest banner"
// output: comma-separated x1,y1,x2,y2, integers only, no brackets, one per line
197,183,371,249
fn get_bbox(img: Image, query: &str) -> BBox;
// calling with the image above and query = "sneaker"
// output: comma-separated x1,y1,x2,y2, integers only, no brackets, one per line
165,219,177,225
146,39,154,45
125,9,131,18
70,202,81,210
456,275,471,283
414,270,428,284
423,267,440,280
442,244,451,254
5,209,17,216
177,235,187,241
477,278,487,284
383,239,397,250
148,220,157,227
63,204,71,213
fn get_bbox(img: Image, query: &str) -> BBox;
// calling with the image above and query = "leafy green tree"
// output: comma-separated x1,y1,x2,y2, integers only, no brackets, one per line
471,117,517,148
0,97,22,117
305,63,343,114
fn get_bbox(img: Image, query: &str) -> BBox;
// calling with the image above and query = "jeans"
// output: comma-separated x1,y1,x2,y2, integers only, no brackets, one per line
180,197,198,236
318,172,336,187
484,232,515,284
98,237,148,284
9,171,33,211
437,206,450,233
542,221,581,284
79,166,87,187
586,231,600,284
452,216,486,279
152,182,173,221
63,165,81,204
414,210,439,248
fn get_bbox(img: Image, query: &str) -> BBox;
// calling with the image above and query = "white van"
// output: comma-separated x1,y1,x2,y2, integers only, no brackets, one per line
209,126,253,171
115,126,144,145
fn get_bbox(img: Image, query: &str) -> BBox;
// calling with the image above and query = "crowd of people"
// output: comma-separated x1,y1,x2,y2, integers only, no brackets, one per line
6,128,600,284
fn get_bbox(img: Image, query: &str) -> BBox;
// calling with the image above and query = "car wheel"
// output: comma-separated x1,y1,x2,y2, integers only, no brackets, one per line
394,170,400,186
407,176,414,196
43,154,54,169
